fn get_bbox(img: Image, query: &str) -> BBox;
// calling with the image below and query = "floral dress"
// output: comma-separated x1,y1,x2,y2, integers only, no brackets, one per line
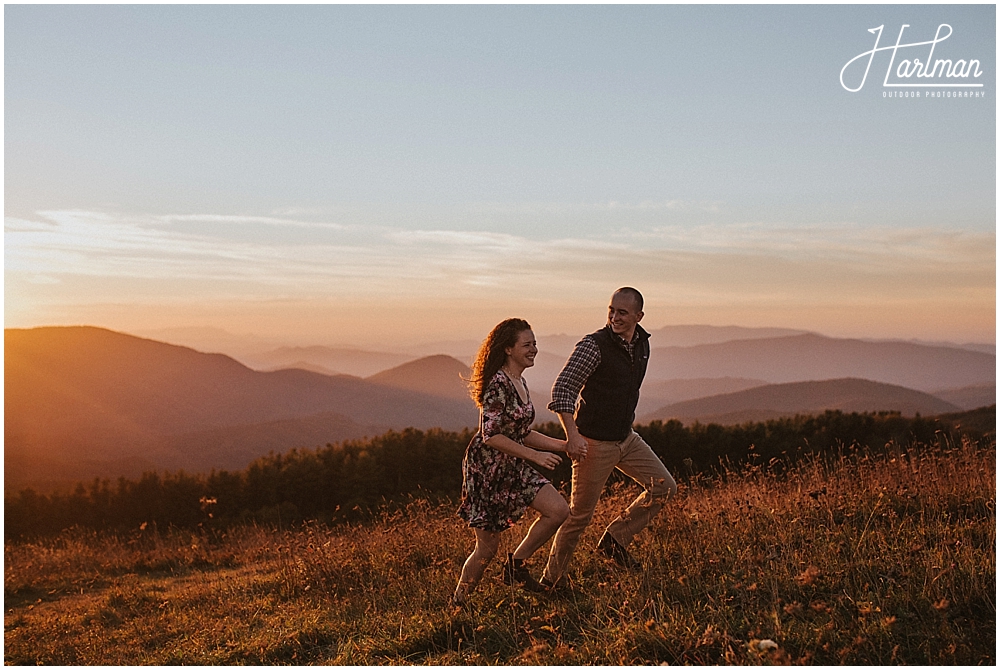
457,370,549,532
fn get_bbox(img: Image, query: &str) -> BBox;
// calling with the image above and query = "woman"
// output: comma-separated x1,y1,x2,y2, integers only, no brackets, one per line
454,318,571,606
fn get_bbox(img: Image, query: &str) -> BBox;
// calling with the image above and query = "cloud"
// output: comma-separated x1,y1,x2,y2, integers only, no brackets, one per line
387,229,525,250
4,217,59,233
8,210,992,288
621,222,995,268
6,209,993,342
6,211,380,287
463,199,723,216
155,214,346,230
598,200,722,213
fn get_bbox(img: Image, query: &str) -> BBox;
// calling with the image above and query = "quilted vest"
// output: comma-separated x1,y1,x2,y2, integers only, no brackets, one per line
575,324,650,441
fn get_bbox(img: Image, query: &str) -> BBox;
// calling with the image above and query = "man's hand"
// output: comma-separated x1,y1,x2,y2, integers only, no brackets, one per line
557,412,589,462
565,433,589,461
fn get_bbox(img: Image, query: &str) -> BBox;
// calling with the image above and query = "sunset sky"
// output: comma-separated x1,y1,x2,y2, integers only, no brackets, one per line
5,5,995,350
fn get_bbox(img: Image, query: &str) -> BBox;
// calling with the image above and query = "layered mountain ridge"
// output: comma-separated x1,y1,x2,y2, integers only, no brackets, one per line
6,325,994,492
5,327,477,491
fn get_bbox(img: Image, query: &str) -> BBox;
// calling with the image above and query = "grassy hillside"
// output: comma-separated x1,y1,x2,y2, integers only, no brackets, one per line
4,439,993,665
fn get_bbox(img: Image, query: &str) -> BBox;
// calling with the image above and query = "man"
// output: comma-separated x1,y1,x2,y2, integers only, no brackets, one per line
541,287,677,588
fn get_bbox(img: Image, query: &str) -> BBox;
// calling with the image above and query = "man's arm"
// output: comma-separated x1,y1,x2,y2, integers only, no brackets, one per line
548,336,601,460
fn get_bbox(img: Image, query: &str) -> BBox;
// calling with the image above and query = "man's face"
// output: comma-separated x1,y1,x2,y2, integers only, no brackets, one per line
607,292,643,340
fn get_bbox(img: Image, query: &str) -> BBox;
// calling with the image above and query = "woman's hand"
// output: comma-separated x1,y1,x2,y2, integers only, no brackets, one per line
530,449,562,471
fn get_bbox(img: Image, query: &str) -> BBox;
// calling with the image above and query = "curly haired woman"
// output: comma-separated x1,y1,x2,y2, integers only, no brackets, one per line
453,318,570,605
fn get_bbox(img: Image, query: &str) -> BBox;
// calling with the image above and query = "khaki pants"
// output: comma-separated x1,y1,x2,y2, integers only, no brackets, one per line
542,430,676,583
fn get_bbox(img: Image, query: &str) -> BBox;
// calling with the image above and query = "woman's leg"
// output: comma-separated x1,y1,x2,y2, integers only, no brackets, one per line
454,528,502,603
511,484,570,561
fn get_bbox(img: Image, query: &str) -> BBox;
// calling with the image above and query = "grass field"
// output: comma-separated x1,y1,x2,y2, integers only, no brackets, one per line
5,438,995,665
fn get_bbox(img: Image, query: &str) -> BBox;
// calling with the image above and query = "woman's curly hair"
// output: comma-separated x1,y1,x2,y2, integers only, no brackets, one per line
467,318,531,407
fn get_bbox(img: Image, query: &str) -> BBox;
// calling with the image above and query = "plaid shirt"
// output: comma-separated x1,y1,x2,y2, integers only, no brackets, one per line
548,328,639,415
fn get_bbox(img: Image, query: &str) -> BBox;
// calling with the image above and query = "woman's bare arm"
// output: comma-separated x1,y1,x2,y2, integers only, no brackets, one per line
484,433,562,470
523,430,569,454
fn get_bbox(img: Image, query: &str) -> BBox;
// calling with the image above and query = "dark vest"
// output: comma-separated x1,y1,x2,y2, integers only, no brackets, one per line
575,324,650,441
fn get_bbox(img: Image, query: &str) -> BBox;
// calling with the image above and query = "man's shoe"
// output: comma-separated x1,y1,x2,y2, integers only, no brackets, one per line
502,553,545,592
597,532,641,570
539,575,568,592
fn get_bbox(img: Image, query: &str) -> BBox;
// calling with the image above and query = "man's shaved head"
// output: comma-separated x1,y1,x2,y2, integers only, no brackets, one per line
614,287,643,312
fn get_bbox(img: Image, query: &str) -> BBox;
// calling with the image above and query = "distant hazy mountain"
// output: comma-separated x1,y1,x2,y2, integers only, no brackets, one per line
261,361,343,376
958,343,996,355
531,325,809,357
241,345,415,378
862,338,995,356
135,326,285,358
362,353,566,418
637,377,769,417
518,351,572,422
5,327,477,491
648,333,994,392
642,378,961,426
367,355,472,401
398,339,480,360
930,384,996,411
648,324,809,347
535,334,585,357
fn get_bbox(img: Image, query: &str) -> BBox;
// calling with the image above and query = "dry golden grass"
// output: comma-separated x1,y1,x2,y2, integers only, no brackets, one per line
5,439,994,665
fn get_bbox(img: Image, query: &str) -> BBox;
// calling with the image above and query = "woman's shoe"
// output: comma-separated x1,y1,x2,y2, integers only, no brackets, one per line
502,553,545,592
452,581,473,606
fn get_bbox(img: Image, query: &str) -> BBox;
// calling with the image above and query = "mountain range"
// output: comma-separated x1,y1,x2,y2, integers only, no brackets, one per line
147,324,994,374
646,333,993,392
5,327,477,492
525,332,993,420
6,325,994,493
242,345,415,379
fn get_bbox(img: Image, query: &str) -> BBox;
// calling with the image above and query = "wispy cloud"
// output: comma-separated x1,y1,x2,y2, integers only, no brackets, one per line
155,214,347,230
6,211,383,288
7,210,992,287
6,209,994,343
463,199,723,216
387,229,525,250
619,222,995,267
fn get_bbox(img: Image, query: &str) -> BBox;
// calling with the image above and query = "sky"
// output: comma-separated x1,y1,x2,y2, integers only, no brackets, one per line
5,4,996,349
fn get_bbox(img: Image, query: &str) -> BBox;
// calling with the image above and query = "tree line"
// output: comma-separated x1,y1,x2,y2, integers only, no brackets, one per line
5,408,991,540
